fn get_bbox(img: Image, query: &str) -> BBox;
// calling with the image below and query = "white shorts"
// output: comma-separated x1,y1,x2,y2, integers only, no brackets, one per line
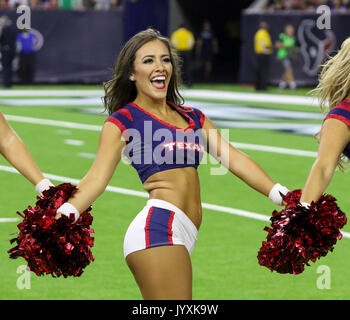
123,199,198,259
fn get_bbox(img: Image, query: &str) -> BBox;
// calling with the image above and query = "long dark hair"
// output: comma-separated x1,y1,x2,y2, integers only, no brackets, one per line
103,28,184,115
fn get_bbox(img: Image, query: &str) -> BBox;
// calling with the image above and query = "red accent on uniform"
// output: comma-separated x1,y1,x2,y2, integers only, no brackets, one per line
117,108,134,122
145,207,154,249
325,114,350,127
167,211,175,245
338,101,350,111
129,101,196,133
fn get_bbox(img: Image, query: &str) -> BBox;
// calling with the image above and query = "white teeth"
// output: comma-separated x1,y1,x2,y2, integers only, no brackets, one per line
151,76,166,81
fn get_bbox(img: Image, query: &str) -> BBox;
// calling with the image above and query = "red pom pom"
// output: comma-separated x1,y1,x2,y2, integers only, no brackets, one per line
8,183,95,278
257,189,347,274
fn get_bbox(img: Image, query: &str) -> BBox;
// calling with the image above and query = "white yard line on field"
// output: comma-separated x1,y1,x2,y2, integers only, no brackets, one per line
231,142,317,157
5,114,102,131
0,165,349,240
64,139,85,146
182,89,320,107
0,218,20,223
0,90,104,97
4,114,318,158
0,89,319,106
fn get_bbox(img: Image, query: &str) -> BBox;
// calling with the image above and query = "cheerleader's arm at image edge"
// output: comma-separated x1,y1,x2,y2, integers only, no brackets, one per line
300,118,350,206
0,112,53,194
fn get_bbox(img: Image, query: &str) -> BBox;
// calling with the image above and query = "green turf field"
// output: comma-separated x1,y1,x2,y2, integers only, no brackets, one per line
0,84,349,300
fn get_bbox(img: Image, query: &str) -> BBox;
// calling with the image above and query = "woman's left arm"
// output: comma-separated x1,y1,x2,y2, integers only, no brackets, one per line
201,115,286,201
300,118,350,204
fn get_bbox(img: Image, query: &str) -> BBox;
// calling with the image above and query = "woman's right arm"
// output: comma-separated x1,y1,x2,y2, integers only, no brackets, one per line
0,111,47,187
57,122,126,217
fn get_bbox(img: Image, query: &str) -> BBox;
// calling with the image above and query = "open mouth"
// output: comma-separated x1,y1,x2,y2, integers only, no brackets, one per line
150,75,166,90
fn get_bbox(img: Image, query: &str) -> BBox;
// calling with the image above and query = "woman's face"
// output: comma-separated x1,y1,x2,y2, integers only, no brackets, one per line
132,39,173,103
285,25,294,37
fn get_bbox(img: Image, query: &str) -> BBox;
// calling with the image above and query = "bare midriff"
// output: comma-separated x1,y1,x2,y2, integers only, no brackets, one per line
143,167,202,230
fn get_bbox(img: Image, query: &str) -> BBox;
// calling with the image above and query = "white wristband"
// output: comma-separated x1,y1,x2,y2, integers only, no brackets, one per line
268,183,289,206
57,202,80,222
300,202,310,208
35,178,54,195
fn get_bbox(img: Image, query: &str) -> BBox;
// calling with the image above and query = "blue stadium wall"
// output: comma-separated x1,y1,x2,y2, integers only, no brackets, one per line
239,11,350,86
0,0,169,83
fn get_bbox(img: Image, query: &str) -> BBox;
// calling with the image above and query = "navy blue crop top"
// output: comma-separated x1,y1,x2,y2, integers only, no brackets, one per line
105,101,206,183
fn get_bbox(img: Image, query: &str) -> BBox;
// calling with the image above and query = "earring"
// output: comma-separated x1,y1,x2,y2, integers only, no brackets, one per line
129,75,135,81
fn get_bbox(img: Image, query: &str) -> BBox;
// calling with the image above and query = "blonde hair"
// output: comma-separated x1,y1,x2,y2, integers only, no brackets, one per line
310,36,350,113
310,37,350,170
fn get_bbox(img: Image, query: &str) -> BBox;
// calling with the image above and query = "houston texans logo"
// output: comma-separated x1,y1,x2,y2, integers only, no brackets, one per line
297,19,336,76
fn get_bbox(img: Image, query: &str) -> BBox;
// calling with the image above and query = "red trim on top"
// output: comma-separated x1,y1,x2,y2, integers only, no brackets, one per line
105,116,129,140
128,101,195,133
180,105,194,112
199,109,205,127
167,102,197,130
144,207,154,249
339,101,350,110
117,108,134,122
325,114,350,127
181,104,198,118
167,211,175,245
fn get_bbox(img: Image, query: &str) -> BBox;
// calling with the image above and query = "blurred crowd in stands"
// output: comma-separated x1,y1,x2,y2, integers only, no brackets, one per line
0,0,123,10
263,0,350,11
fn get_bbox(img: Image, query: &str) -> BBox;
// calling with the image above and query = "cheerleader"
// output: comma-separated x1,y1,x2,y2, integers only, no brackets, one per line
0,111,53,194
56,28,288,299
300,37,350,206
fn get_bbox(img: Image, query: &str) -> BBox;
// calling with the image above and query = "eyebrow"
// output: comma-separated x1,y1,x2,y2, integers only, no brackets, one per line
141,54,170,59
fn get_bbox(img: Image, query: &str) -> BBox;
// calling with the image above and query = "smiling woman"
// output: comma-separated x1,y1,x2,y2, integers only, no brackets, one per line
55,28,289,300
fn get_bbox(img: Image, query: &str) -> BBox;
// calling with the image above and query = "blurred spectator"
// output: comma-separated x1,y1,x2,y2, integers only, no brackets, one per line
170,24,195,87
95,0,109,9
276,24,297,90
109,0,119,8
0,16,17,88
264,0,350,11
195,20,219,81
0,0,8,9
81,0,95,8
57,0,76,9
254,21,273,91
16,28,37,84
0,0,122,8
8,0,29,9
331,0,348,11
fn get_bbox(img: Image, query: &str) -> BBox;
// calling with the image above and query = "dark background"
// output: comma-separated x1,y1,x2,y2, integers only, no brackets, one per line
1,0,348,85
175,0,254,83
